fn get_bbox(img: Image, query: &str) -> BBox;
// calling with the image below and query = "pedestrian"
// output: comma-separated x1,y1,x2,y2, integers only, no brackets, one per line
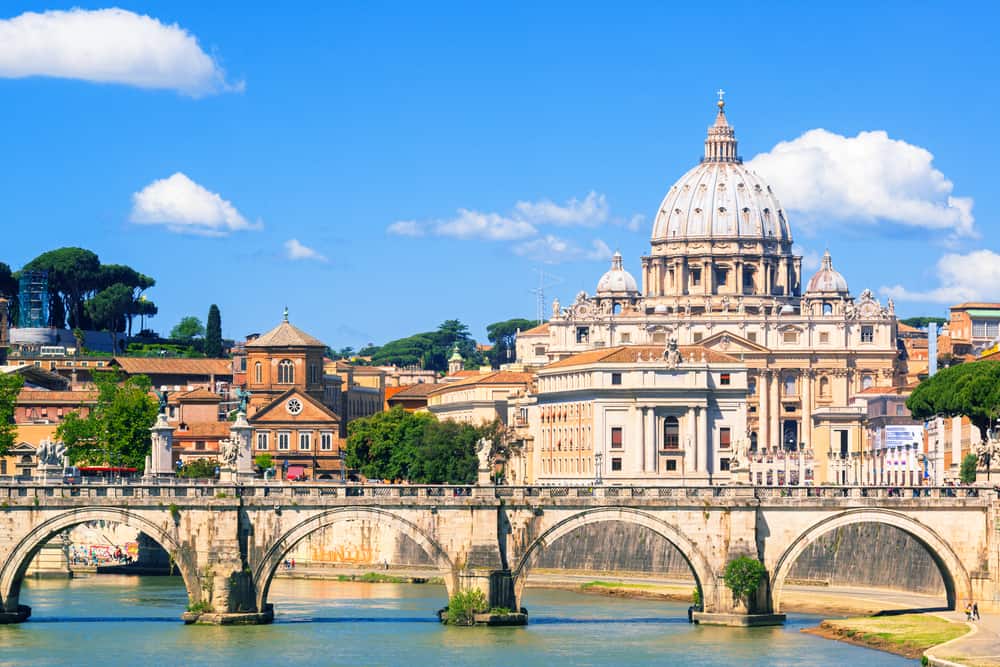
283,558,290,570
974,602,980,621
966,603,973,621
291,558,295,569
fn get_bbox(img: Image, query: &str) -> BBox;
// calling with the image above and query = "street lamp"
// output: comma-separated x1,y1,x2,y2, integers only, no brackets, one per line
594,451,603,486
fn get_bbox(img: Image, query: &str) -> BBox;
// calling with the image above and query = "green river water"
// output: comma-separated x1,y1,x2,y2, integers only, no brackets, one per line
0,575,914,666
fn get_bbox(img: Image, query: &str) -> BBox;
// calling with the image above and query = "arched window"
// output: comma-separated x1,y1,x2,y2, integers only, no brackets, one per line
254,362,262,384
822,302,833,316
819,376,830,398
277,359,295,384
749,432,758,452
783,374,797,396
862,374,874,390
663,416,679,450
613,303,622,315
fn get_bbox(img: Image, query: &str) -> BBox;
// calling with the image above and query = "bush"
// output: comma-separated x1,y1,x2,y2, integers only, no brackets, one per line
445,589,488,626
723,556,767,610
692,587,702,607
255,454,274,470
960,453,978,484
177,458,217,479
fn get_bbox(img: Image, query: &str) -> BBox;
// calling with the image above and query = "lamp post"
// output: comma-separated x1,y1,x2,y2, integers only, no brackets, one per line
594,451,603,486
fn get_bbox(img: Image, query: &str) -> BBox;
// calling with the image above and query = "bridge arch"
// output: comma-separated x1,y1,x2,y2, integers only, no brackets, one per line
0,507,200,616
252,507,455,612
511,507,719,610
770,509,973,613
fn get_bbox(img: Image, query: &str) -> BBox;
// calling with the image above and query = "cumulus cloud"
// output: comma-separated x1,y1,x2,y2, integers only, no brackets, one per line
130,172,260,236
513,236,614,264
0,8,241,96
748,129,975,238
433,209,537,241
284,239,327,262
385,220,424,237
514,191,609,227
881,250,1000,304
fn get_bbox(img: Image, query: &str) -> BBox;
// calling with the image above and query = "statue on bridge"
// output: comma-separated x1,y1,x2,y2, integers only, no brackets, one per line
235,388,252,415
219,438,239,468
153,388,169,415
36,439,67,468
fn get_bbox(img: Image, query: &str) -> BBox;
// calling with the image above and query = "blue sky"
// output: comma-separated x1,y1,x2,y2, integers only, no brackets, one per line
1,2,998,348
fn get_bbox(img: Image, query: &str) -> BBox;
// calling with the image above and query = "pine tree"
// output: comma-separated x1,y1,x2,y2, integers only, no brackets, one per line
205,304,222,357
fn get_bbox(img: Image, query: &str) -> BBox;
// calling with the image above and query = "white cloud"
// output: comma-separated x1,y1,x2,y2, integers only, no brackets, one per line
385,220,424,237
514,191,609,227
130,172,260,236
0,8,241,96
748,129,975,238
433,209,537,241
880,249,1000,303
284,239,327,262
513,236,614,264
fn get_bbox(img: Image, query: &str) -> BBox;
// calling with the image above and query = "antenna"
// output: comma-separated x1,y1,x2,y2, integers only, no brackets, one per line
529,267,563,323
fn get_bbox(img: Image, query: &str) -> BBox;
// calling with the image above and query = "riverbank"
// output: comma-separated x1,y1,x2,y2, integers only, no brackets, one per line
803,614,970,660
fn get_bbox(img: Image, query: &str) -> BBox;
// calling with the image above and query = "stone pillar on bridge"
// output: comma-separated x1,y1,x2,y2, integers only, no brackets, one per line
229,411,254,481
148,414,175,478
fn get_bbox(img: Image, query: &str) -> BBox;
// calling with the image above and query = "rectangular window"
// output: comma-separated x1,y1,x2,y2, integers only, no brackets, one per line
782,331,798,344
692,332,703,343
665,459,677,472
534,345,546,356
819,332,830,343
321,431,333,451
747,332,757,343
620,332,631,343
719,458,730,471
611,372,622,385
973,320,987,337
691,268,701,287
611,457,622,472
714,268,728,287
277,432,290,451
895,404,905,416
576,327,589,344
861,325,874,343
299,432,311,450
256,432,269,451
610,427,623,449
720,427,732,449
720,373,731,386
195,441,205,451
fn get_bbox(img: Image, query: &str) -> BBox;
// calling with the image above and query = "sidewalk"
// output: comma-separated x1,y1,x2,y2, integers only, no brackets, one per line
927,611,1000,667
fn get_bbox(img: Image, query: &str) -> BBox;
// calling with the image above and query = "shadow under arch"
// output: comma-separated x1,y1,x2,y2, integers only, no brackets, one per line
0,507,200,618
252,507,456,613
770,508,972,614
510,507,718,611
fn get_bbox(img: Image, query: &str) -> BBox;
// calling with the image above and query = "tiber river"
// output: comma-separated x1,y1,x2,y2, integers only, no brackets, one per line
0,575,913,666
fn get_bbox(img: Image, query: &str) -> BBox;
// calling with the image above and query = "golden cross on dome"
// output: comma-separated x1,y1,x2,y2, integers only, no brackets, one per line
716,88,726,109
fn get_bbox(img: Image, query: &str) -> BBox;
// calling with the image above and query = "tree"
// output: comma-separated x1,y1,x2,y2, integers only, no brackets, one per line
134,297,158,333
368,320,482,372
0,262,16,299
205,305,223,357
57,371,158,471
0,374,24,457
907,361,1000,447
171,316,205,342
254,453,274,471
22,247,101,328
177,458,218,478
486,318,539,367
960,453,978,484
97,264,155,336
723,556,767,611
900,316,947,329
345,407,436,481
84,283,133,353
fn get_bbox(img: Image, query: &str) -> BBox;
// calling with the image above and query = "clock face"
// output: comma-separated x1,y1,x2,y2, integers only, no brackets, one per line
286,398,303,416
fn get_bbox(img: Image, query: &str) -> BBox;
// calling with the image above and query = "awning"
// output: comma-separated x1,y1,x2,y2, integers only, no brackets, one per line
286,466,306,480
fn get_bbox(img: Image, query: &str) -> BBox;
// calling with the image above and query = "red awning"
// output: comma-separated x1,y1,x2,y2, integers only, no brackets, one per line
286,466,306,480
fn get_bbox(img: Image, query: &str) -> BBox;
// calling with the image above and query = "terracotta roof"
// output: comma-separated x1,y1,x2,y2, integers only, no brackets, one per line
543,345,739,370
897,322,926,334
246,321,325,348
113,357,233,376
428,371,533,395
951,302,1000,310
17,389,97,404
389,383,439,399
857,385,901,395
519,323,550,336
175,421,232,437
174,387,222,402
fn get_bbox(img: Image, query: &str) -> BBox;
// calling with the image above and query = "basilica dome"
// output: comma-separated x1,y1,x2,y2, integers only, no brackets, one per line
596,251,639,296
650,100,792,245
806,250,849,295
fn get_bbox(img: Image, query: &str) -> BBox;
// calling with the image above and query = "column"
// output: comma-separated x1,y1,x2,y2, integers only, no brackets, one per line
704,260,713,295
686,408,697,477
637,406,645,473
801,370,813,449
758,371,769,452
645,409,657,474
770,370,780,451
697,405,708,474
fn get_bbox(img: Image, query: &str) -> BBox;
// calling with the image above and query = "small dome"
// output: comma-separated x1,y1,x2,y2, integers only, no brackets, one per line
597,251,639,295
806,250,849,295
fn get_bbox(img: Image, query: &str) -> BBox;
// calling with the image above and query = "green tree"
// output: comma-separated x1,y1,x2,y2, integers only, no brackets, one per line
369,320,482,372
254,453,274,470
900,316,947,329
57,371,158,471
0,262,16,299
960,453,978,484
84,283,133,353
723,556,767,611
0,374,24,457
134,297,158,334
907,361,1000,447
23,247,102,328
177,458,218,478
345,407,436,481
412,420,479,484
97,264,155,336
486,318,539,367
170,316,205,342
444,589,488,626
205,304,223,357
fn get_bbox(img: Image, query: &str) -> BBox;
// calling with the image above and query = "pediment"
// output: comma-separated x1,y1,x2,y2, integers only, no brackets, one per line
249,388,340,425
10,441,36,453
699,331,770,354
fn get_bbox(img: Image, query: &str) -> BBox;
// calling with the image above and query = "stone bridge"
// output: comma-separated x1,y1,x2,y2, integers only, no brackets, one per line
0,482,994,625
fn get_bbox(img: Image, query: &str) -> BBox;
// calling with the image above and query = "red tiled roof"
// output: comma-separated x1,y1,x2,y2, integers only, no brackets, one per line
543,345,738,369
175,421,232,437
113,357,232,376
428,371,533,395
17,389,97,405
519,323,550,336
174,387,222,402
389,383,439,398
246,321,325,348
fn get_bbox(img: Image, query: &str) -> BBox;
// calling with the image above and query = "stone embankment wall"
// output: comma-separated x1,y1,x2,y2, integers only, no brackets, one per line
529,521,947,596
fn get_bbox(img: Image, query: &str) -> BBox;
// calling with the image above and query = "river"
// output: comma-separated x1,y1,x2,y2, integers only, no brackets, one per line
0,575,913,666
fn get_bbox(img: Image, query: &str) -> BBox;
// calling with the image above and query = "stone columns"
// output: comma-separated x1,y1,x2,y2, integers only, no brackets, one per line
770,371,780,451
148,414,175,478
802,370,813,449
697,406,708,473
644,408,656,474
686,408,697,476
758,371,769,451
